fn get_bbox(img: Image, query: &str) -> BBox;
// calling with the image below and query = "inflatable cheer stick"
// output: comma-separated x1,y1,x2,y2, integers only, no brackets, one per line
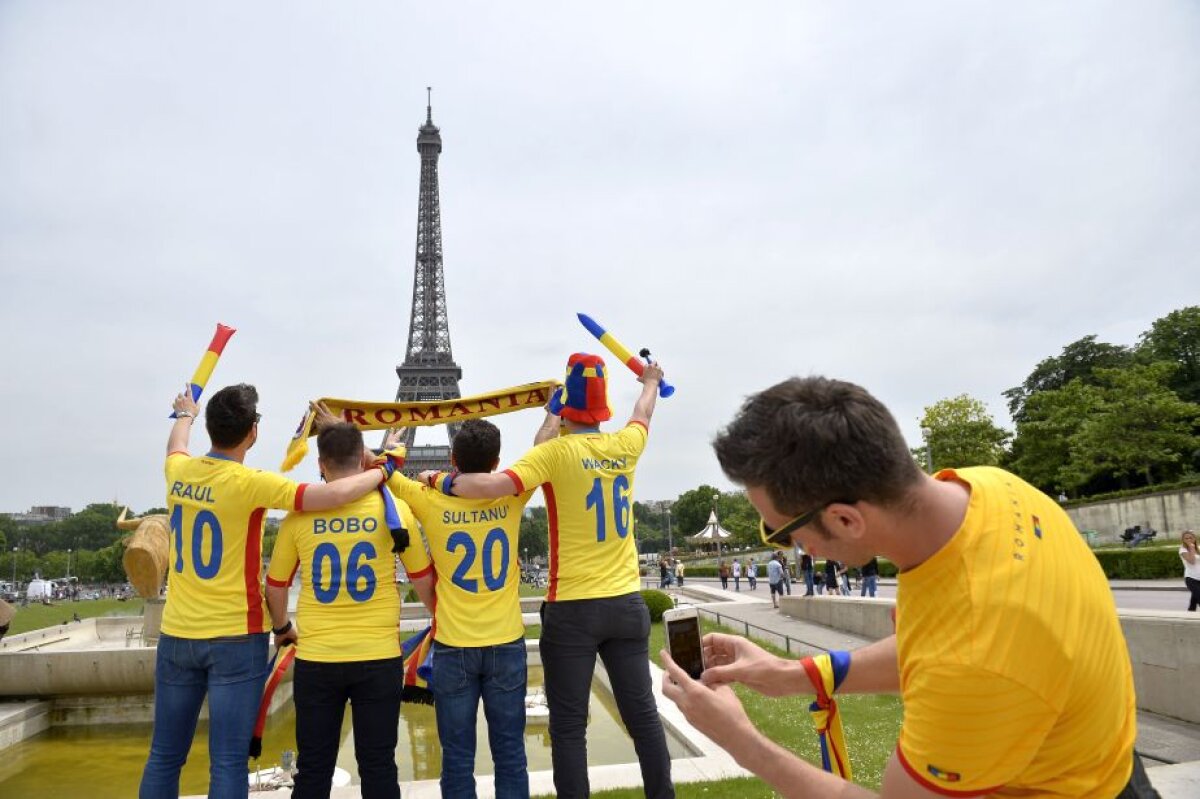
576,313,675,397
170,323,236,418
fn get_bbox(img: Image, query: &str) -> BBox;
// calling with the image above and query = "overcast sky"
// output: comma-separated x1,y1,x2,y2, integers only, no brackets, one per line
1,1,1198,518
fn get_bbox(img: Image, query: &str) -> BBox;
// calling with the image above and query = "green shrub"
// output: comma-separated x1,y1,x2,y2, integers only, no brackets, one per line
403,587,419,604
1091,547,1183,579
640,589,674,622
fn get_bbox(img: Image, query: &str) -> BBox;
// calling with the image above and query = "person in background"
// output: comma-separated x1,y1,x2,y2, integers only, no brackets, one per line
823,559,839,597
747,559,758,590
1180,530,1200,612
659,558,671,589
675,559,685,588
766,556,785,609
860,557,880,598
718,560,730,590
732,559,742,592
800,551,815,596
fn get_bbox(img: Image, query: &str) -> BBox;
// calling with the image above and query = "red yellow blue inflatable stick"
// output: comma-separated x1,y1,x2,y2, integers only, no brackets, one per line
575,313,675,397
170,323,236,418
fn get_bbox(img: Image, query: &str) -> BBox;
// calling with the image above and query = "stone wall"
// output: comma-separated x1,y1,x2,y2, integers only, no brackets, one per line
779,597,1200,724
1065,487,1200,545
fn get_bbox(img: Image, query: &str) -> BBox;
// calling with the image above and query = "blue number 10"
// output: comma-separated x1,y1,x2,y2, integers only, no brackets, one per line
586,475,631,541
170,504,223,580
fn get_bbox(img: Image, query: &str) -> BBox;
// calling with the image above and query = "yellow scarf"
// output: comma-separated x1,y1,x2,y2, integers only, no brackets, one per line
281,380,560,471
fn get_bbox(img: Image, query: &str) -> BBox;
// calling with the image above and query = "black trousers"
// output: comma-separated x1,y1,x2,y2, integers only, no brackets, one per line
292,656,403,799
1186,577,1200,611
541,593,674,798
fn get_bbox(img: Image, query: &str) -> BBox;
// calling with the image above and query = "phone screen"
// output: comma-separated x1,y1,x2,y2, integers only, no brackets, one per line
667,615,704,679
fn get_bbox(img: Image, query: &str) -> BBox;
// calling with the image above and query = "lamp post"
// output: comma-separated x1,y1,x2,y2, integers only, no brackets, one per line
665,507,673,556
920,427,933,472
712,489,722,562
67,548,72,582
11,546,18,587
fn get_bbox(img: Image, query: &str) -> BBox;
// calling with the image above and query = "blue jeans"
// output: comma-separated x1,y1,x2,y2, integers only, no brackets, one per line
803,568,814,596
861,575,878,597
432,637,529,799
140,632,269,799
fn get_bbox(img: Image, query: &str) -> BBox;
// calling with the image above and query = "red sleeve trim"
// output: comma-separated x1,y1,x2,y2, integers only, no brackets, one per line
627,420,648,432
406,564,434,580
895,746,1000,798
293,483,309,511
502,469,525,495
266,576,292,588
168,450,189,457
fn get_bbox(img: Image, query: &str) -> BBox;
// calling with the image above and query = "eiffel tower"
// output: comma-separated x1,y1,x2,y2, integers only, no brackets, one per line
390,89,463,473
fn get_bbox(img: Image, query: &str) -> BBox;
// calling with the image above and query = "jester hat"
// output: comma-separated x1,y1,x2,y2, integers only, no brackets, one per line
559,353,612,425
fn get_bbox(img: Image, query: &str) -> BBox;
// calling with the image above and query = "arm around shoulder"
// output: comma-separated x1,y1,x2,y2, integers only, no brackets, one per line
301,467,386,512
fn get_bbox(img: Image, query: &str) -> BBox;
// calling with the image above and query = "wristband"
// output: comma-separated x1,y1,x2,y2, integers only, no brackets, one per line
272,620,293,636
439,470,459,497
377,462,396,483
175,411,194,419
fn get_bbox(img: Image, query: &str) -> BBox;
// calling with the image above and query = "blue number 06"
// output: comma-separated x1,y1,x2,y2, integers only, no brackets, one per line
446,528,510,593
312,541,377,604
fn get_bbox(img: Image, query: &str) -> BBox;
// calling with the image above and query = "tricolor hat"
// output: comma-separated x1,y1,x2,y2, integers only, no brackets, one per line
560,353,611,425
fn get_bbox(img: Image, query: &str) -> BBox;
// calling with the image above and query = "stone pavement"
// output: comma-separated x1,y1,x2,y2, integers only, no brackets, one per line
661,580,1200,794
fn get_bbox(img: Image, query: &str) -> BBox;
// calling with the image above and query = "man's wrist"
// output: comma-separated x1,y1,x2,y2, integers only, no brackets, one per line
272,620,293,635
175,411,195,420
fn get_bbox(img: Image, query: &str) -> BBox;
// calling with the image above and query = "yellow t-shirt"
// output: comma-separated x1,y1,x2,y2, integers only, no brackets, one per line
505,421,647,601
162,451,305,638
266,490,432,663
896,467,1136,797
389,474,532,647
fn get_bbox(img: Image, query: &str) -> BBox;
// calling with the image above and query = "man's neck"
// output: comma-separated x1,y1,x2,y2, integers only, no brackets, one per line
563,420,602,434
209,445,248,464
879,475,970,572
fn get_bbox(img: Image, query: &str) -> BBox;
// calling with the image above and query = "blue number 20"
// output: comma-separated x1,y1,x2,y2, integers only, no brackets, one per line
447,528,509,593
585,475,631,542
170,504,223,580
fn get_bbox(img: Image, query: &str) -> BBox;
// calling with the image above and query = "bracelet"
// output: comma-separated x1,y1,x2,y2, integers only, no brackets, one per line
175,411,194,419
439,471,458,497
272,620,293,635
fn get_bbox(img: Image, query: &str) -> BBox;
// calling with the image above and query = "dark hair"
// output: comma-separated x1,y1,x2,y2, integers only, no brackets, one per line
713,376,923,514
316,423,365,472
452,419,501,473
205,384,259,449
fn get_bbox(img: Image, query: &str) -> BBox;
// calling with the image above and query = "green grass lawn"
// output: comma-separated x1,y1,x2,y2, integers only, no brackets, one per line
6,598,146,636
529,616,903,797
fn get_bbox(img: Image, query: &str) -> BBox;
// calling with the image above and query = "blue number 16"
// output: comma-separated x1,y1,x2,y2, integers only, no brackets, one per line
585,475,631,541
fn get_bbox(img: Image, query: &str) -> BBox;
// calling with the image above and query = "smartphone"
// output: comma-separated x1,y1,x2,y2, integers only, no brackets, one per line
663,608,705,680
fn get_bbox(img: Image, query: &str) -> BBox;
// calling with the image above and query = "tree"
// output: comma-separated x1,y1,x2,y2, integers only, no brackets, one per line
919,395,1010,470
669,486,759,549
518,507,548,559
1139,306,1200,404
1004,336,1135,422
1009,380,1102,494
1065,363,1200,488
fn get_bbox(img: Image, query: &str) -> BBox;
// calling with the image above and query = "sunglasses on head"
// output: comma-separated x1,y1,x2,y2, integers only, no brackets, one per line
758,500,854,549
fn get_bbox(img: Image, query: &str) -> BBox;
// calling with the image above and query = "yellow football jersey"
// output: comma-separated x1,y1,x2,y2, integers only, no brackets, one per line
505,422,646,601
896,467,1136,797
162,451,305,638
389,474,532,647
267,490,431,662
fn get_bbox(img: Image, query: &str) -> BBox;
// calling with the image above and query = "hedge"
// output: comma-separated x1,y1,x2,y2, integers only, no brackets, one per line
1063,474,1200,507
640,589,674,622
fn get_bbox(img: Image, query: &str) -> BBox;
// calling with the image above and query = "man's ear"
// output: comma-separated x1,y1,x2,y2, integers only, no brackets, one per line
826,502,867,541
490,456,500,472
449,453,458,469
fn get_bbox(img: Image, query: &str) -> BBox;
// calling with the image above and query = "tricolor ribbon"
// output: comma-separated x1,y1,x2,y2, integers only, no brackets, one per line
400,625,436,706
249,643,297,759
800,650,853,780
171,323,236,418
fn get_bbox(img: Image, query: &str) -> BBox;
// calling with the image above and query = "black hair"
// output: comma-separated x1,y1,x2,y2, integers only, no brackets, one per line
452,419,501,474
205,384,259,449
316,422,365,472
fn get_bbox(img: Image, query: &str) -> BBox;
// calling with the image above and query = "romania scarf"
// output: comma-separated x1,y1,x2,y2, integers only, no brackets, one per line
281,380,560,471
800,650,852,780
400,625,436,705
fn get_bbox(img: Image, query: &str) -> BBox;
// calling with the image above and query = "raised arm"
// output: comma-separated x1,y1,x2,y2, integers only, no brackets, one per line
167,389,199,455
300,467,388,512
629,362,664,428
533,410,562,446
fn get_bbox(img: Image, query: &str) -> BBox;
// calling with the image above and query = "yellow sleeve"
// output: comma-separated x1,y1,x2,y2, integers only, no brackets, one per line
614,421,649,457
249,470,302,512
397,502,433,578
164,451,188,478
505,441,562,494
266,517,300,587
898,665,1056,795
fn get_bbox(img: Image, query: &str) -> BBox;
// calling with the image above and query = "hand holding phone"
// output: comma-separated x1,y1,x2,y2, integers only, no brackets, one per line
664,608,705,680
